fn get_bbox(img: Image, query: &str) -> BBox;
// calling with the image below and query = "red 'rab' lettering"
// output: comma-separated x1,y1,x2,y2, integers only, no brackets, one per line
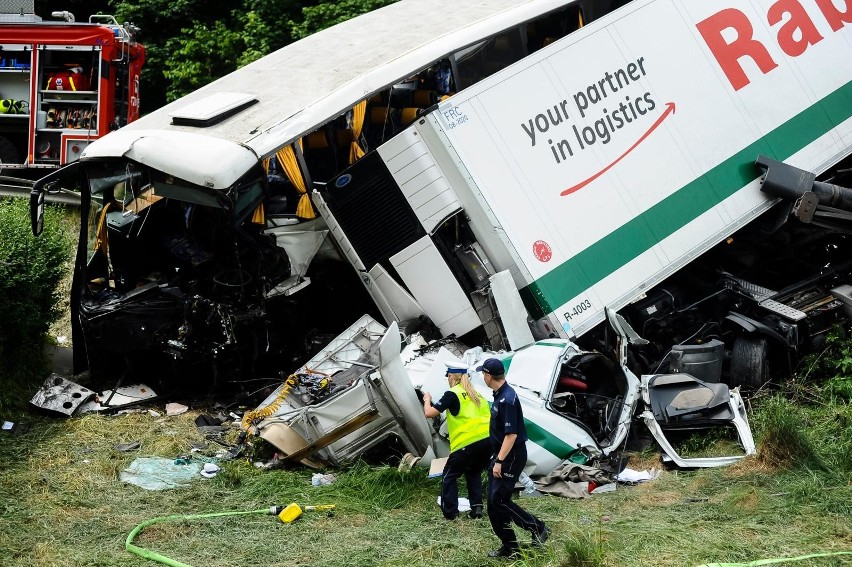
768,0,823,57
816,0,852,31
697,0,852,91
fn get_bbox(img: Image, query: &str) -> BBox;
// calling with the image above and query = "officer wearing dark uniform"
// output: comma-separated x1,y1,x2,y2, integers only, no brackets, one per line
423,361,492,520
478,357,550,558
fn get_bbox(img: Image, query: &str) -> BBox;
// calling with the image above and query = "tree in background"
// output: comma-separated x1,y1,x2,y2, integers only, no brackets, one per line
161,18,245,102
37,0,399,112
289,0,397,40
98,0,396,113
108,0,312,111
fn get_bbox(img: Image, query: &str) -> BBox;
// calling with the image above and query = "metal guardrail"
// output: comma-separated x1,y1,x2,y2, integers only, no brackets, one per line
0,177,81,206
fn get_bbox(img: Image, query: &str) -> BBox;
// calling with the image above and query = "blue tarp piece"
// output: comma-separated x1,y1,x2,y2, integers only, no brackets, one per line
120,457,202,490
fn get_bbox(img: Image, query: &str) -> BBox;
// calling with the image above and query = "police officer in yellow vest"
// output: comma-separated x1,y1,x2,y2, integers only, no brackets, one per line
423,361,492,520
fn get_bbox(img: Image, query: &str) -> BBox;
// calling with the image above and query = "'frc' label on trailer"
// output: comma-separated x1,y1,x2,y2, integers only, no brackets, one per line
434,0,852,336
440,104,470,130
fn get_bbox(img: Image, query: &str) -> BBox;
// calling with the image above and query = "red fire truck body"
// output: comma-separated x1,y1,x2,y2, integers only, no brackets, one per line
0,12,144,176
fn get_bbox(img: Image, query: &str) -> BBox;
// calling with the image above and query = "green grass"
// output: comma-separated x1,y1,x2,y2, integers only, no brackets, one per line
1,393,852,567
2,288,852,567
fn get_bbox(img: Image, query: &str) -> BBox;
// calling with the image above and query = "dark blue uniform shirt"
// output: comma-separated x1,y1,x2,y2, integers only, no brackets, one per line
432,391,460,416
489,381,527,454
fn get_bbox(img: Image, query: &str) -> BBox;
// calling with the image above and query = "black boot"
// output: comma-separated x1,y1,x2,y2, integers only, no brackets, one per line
487,545,520,558
468,504,483,519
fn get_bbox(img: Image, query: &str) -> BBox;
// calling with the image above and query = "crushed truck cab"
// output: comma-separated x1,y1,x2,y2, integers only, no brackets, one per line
251,309,754,473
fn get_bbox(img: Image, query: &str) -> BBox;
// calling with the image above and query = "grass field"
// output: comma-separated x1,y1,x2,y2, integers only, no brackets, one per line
2,378,851,567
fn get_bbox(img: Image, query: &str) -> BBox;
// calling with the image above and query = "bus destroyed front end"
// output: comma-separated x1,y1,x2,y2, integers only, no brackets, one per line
28,129,379,407
74,157,293,390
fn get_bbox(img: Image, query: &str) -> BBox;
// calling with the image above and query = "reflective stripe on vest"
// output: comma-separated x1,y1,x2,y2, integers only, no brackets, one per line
446,383,490,452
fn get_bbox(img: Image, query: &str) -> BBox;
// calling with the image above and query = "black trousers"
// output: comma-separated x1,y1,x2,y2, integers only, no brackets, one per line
441,437,491,519
486,445,544,547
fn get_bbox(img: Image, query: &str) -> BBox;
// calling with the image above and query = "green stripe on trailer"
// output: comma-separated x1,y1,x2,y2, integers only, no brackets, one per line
525,417,575,458
534,340,568,348
521,79,852,318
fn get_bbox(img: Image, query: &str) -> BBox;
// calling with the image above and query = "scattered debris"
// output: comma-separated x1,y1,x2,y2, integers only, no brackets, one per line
78,384,157,414
311,473,336,486
437,496,470,513
199,463,220,478
518,472,539,496
114,441,141,452
30,375,158,416
120,457,202,490
533,462,615,499
165,402,189,416
30,374,94,416
2,421,30,435
195,414,223,427
615,468,661,484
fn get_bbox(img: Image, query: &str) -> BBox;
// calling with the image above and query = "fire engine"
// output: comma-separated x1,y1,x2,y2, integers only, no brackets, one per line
0,3,143,177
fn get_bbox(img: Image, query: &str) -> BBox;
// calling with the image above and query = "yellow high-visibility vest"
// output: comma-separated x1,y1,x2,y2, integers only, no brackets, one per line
446,383,490,452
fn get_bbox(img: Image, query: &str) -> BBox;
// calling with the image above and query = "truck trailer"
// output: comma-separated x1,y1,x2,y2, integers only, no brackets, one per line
312,0,852,387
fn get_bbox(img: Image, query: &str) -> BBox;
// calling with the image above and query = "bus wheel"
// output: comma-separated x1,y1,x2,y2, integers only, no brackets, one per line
730,335,770,390
0,136,19,164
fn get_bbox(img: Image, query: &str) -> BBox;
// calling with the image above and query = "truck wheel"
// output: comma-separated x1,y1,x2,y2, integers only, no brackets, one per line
0,135,20,164
730,335,769,389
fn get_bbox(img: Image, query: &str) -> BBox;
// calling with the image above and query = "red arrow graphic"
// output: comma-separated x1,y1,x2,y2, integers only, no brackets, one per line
561,101,676,196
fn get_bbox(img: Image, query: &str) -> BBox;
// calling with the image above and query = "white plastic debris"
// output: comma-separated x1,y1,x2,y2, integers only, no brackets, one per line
311,473,336,486
165,402,189,416
200,463,221,478
615,467,660,483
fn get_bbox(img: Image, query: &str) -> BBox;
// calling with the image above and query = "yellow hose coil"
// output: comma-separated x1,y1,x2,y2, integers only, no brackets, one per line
241,373,299,432
240,368,331,433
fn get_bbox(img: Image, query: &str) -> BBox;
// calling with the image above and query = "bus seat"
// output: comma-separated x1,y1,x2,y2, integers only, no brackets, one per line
370,106,393,125
399,107,421,126
412,89,438,107
305,131,329,149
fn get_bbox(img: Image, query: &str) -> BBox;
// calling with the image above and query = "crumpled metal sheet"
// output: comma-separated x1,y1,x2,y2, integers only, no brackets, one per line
77,384,158,414
30,374,95,416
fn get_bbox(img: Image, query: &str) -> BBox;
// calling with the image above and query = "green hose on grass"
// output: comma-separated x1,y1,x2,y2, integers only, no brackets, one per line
697,551,852,567
126,506,283,567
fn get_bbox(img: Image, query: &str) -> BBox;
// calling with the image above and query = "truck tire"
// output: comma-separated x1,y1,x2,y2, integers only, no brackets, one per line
730,335,769,390
0,135,20,164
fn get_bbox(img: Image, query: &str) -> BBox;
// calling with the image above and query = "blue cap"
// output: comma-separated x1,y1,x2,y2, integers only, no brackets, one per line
445,361,468,376
475,357,505,376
